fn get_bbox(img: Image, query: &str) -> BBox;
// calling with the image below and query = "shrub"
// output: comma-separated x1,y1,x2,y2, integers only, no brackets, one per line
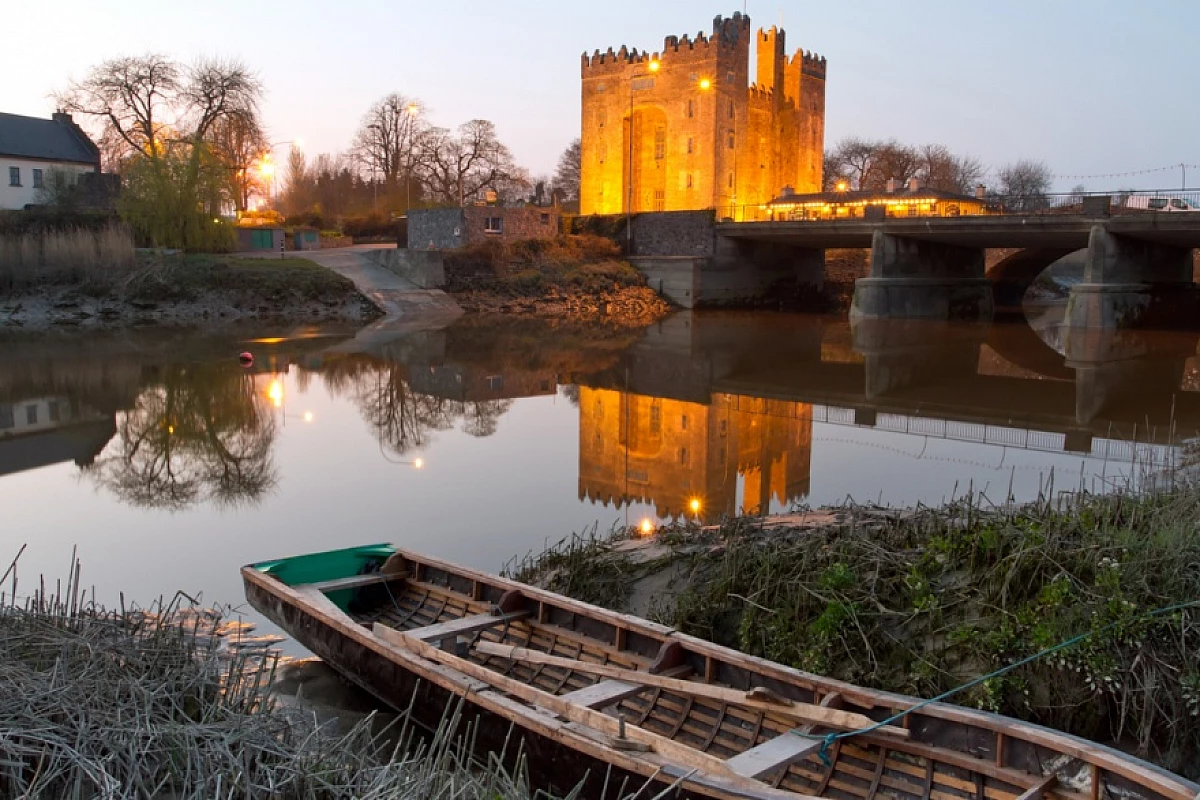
342,213,395,239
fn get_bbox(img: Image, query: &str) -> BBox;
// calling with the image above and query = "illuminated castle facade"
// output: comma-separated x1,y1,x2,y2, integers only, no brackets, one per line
579,12,826,219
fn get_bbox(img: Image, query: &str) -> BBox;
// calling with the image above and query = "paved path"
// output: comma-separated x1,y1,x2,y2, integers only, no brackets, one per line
288,245,462,321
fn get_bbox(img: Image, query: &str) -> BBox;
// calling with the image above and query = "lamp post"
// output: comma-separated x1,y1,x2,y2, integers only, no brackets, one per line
405,102,420,215
259,139,302,210
626,59,659,252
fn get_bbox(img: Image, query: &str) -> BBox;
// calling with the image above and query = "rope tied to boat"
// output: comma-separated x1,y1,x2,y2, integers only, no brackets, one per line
801,599,1200,759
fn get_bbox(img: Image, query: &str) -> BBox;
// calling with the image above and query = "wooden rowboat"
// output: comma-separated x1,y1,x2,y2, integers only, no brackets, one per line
243,544,1199,800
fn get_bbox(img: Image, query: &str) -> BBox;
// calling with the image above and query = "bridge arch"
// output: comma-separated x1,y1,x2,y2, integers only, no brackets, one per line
985,247,1079,312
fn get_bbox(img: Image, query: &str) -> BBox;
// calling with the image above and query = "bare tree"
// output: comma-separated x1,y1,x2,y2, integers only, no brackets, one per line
862,140,921,190
826,137,878,190
553,138,582,202
918,144,985,194
996,159,1052,210
282,144,311,215
56,54,180,160
208,113,267,212
417,119,525,206
351,93,428,208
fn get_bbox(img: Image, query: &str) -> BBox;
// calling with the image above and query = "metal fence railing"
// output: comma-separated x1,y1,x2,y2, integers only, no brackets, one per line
722,188,1200,223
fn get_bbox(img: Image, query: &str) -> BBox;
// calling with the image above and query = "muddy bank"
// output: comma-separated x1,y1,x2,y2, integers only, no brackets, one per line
507,492,1200,777
449,283,671,327
0,287,379,330
0,254,382,330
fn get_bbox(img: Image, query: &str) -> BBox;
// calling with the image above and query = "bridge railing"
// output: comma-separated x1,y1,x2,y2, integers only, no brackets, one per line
722,188,1200,223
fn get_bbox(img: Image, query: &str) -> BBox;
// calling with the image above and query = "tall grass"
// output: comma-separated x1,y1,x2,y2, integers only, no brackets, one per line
0,224,137,292
0,551,680,799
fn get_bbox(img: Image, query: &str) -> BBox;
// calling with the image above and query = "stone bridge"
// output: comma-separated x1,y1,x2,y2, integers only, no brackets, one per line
625,211,1200,330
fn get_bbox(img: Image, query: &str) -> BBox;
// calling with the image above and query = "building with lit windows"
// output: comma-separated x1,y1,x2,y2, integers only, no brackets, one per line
579,12,826,220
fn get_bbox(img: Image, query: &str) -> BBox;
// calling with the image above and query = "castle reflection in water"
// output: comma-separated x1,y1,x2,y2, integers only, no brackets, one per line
579,389,812,520
3,310,1200,517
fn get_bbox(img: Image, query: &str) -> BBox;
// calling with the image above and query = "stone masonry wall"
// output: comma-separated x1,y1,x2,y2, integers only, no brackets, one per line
408,209,465,250
629,210,716,257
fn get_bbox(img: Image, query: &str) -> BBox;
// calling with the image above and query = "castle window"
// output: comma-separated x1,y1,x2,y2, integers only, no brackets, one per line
728,99,735,119
600,143,607,163
729,172,735,188
681,414,689,431
728,131,735,149
653,189,665,211
686,99,695,118
679,447,690,465
653,127,666,160
686,173,694,189
687,137,694,154
598,109,607,128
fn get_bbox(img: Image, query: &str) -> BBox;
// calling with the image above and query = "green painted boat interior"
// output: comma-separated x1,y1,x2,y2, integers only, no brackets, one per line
250,543,397,602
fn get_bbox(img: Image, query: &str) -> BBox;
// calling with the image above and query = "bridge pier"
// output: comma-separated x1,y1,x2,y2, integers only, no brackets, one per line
1064,226,1198,332
851,231,993,322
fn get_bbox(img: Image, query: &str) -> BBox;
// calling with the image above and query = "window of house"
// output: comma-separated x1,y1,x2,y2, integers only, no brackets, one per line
32,169,43,189
8,167,19,187
487,375,504,390
540,213,550,224
686,99,695,118
653,127,666,160
26,405,38,425
484,217,503,234
0,404,12,430
686,137,694,155
653,189,665,211
49,400,62,423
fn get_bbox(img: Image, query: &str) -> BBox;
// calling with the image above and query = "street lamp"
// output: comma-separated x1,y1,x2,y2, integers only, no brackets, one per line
259,140,302,210
405,102,420,215
626,58,660,251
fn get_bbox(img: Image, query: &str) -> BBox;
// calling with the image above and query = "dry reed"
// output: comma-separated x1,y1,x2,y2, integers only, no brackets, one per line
0,225,136,292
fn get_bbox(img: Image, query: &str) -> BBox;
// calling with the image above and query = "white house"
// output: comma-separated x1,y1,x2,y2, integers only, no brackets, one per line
0,112,100,210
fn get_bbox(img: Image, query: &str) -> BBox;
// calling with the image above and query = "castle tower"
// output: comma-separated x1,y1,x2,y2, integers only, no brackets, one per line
579,12,825,220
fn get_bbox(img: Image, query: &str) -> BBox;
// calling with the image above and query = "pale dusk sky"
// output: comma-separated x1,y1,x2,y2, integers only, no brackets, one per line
3,1,1196,191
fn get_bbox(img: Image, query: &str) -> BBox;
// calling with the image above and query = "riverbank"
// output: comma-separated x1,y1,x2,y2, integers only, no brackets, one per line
0,252,380,330
505,489,1200,778
0,562,560,799
443,235,673,327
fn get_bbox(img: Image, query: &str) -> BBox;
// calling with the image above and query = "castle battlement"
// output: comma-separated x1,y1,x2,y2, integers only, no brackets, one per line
580,10,826,216
792,49,827,79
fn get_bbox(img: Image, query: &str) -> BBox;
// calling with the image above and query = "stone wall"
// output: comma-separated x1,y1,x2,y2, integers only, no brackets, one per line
629,210,716,257
462,207,559,246
408,209,465,250
366,248,446,289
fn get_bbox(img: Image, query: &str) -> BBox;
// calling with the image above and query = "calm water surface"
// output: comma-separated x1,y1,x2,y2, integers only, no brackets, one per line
2,311,1197,638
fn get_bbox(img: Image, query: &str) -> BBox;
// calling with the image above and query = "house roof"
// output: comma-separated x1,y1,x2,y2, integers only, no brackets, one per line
0,112,100,165
769,186,980,206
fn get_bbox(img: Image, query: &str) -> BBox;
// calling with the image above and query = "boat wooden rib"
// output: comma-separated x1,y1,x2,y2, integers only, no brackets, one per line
242,544,1199,800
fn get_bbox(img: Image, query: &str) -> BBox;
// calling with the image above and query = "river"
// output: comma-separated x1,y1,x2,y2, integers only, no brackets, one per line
1,310,1197,639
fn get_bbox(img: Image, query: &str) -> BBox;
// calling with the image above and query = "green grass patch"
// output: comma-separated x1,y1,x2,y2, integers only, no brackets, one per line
127,253,360,304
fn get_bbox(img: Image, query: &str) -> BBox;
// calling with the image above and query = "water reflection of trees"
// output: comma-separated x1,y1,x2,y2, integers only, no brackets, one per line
318,358,512,456
85,365,278,511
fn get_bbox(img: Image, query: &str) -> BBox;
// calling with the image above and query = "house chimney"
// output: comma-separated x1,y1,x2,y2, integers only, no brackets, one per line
781,185,794,197
886,178,899,194
52,112,74,125
907,177,923,192
975,184,986,200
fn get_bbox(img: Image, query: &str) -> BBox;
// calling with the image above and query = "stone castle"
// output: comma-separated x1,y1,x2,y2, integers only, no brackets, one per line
579,12,826,219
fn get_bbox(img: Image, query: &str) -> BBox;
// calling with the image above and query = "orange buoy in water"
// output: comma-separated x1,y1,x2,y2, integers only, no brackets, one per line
239,351,254,367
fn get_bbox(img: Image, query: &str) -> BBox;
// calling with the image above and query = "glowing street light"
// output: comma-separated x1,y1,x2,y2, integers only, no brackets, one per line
639,518,656,537
689,498,702,515
699,77,712,91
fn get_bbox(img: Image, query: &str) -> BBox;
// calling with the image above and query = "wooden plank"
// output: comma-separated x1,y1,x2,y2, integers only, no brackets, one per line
303,572,408,594
1015,775,1058,800
405,610,532,643
559,665,692,709
725,732,823,779
371,622,746,782
473,640,909,738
